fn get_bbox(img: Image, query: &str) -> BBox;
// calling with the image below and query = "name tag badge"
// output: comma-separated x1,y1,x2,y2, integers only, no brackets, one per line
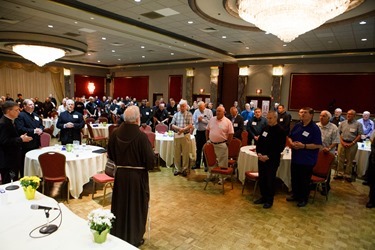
219,124,223,129
349,128,356,133
262,131,268,137
73,115,78,119
252,121,257,126
280,118,283,122
34,116,39,121
146,112,149,115
234,123,238,127
302,131,310,137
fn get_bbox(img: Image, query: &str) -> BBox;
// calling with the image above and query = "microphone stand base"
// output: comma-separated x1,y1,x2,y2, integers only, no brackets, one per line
39,224,58,234
5,185,19,190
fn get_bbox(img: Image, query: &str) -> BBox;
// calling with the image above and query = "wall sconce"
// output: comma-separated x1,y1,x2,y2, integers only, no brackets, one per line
256,89,262,95
63,68,71,76
199,88,204,94
272,65,284,76
239,66,250,76
186,68,195,77
210,66,219,77
88,82,95,94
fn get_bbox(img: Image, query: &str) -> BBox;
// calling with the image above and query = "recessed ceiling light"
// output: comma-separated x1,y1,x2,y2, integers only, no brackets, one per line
74,21,78,24
170,52,174,55
118,58,121,61
359,21,366,25
142,56,145,58
112,50,115,52
102,37,106,40
141,46,145,49
48,25,53,28
134,0,141,2
90,17,94,20
283,44,287,47
245,47,250,49
222,36,227,39
87,53,91,56
188,21,193,24
97,60,101,62
361,38,367,41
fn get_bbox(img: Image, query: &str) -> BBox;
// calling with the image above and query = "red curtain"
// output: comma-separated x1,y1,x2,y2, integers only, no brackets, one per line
168,75,182,101
74,75,105,98
113,76,149,100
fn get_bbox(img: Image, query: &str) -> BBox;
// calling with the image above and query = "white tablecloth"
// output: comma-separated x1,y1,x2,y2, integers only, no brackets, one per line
237,145,292,191
24,145,107,199
356,142,371,177
154,132,196,167
83,124,109,138
0,182,137,250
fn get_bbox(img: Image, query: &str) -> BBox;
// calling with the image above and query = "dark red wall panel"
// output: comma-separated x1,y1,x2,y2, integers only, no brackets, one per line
168,75,182,101
113,76,149,100
74,75,105,98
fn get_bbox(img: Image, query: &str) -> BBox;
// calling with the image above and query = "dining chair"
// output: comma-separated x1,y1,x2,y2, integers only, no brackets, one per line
139,124,152,133
144,131,160,171
241,130,248,146
43,124,54,137
98,116,108,123
85,117,96,124
203,143,234,194
108,124,120,138
310,151,335,203
92,172,114,206
40,132,51,147
227,138,242,174
86,123,107,147
241,171,259,201
155,123,168,133
38,151,69,203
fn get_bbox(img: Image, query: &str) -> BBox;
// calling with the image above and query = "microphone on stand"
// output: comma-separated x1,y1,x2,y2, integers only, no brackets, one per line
30,204,59,234
5,171,19,190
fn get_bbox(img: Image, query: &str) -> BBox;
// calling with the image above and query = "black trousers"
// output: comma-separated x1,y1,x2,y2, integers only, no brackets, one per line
368,146,375,203
291,163,314,202
258,160,279,204
195,130,207,168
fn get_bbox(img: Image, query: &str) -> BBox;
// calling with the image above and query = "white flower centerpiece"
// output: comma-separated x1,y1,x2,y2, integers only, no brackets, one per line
88,208,115,243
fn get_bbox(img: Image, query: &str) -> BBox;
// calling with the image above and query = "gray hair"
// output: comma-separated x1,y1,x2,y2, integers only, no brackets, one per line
66,99,74,105
321,110,332,119
268,110,278,118
124,105,140,123
335,108,342,113
179,99,188,106
363,111,370,116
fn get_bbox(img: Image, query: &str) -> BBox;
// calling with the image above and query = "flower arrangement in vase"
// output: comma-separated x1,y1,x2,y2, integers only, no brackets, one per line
88,209,115,243
19,176,40,200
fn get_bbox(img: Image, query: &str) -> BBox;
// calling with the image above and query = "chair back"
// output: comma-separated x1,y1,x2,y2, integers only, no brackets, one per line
40,133,51,147
85,117,96,124
145,131,156,148
241,130,248,146
48,111,58,119
86,123,95,138
108,124,119,138
139,124,152,133
203,143,217,167
98,117,108,123
155,123,168,133
38,152,67,182
312,151,335,178
228,138,242,159
43,124,54,136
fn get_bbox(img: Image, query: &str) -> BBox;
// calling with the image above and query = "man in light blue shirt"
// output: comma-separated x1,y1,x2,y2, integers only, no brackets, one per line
358,111,374,139
193,101,213,171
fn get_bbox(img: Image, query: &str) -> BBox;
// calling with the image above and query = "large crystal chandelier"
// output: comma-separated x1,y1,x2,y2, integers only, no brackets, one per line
12,44,65,67
238,0,350,43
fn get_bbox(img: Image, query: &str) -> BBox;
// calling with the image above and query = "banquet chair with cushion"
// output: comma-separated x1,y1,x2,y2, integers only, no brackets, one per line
43,124,54,137
92,172,114,206
48,111,58,119
98,117,108,123
227,138,242,173
241,130,248,146
38,152,69,203
139,124,152,133
241,171,259,201
86,123,107,147
310,151,335,203
144,131,160,171
85,117,96,124
40,133,51,147
203,143,234,194
155,123,168,133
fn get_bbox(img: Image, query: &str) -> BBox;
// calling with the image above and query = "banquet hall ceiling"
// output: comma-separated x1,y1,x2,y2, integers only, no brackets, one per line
0,0,374,68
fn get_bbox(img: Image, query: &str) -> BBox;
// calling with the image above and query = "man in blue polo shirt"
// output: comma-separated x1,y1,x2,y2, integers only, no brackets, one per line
287,107,322,207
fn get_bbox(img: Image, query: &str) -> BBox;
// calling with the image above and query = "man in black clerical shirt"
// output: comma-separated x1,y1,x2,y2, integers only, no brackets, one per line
254,110,286,208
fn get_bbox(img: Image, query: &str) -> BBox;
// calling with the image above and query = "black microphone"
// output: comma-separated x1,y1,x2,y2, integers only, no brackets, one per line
30,204,59,210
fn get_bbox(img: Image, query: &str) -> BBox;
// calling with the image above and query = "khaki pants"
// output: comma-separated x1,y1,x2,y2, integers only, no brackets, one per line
174,134,191,172
337,143,358,177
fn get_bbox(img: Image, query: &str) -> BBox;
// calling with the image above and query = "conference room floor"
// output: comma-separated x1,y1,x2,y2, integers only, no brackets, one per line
47,140,375,249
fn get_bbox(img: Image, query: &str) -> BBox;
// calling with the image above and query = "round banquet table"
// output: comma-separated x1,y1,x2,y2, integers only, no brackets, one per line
356,142,371,178
155,132,196,168
24,145,107,199
237,145,292,191
83,124,110,138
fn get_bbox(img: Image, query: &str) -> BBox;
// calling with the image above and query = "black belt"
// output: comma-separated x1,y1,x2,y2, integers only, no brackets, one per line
343,140,353,143
211,140,227,145
184,132,190,135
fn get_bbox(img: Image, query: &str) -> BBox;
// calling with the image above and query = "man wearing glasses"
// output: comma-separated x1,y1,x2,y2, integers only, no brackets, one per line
0,101,32,183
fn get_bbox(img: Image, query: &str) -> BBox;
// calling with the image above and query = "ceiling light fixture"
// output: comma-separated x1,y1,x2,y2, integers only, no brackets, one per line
238,0,350,43
0,32,87,67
